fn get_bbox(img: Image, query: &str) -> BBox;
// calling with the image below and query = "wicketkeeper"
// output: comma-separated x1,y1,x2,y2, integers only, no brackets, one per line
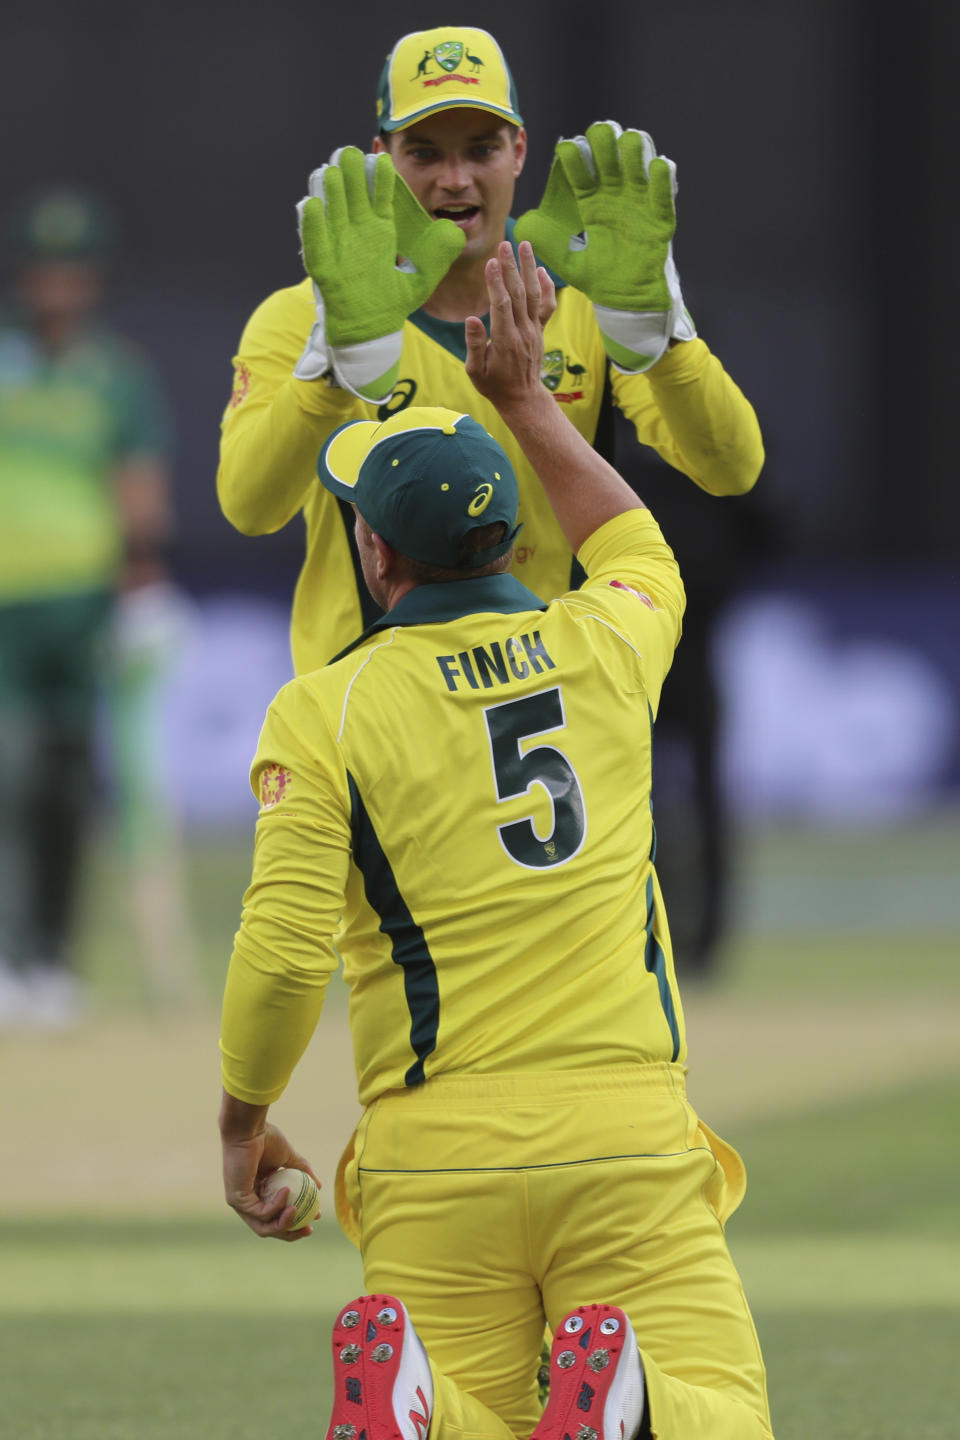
217,24,764,677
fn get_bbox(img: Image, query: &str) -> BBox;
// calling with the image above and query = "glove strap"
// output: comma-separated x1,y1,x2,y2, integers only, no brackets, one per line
594,303,671,372
293,325,332,383
595,251,696,374
330,332,402,404
291,283,400,403
293,283,333,382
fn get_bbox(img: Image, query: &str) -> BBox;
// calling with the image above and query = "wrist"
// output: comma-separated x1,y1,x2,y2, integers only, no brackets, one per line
644,334,706,382
494,384,559,436
219,1090,269,1142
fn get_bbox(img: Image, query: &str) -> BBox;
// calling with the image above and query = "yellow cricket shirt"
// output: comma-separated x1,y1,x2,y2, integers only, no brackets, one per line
218,225,762,674
220,507,687,1109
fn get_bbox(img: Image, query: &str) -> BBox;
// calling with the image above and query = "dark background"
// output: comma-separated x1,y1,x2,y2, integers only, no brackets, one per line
3,0,957,596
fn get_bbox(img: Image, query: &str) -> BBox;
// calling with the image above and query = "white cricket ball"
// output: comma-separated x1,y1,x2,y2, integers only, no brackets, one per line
261,1166,321,1230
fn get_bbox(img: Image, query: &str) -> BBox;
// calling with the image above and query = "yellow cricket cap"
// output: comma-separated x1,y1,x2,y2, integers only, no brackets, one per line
376,27,523,133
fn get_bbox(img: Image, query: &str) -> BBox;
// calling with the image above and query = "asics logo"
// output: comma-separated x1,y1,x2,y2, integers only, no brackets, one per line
409,1386,430,1440
467,483,494,516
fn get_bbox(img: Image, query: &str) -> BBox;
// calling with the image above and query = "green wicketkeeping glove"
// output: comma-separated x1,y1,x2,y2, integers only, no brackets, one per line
294,147,464,402
515,120,695,373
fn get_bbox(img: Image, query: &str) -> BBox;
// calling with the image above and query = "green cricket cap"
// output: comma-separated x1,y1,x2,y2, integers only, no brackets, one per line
6,184,117,263
318,406,520,569
376,26,523,133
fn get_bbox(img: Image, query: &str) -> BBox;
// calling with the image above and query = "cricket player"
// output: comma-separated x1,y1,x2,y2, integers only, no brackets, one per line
0,184,177,1026
217,24,764,676
219,242,773,1440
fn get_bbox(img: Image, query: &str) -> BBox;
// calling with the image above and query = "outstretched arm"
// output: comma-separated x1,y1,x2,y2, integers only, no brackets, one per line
465,240,645,555
219,149,464,536
515,119,762,495
515,122,694,373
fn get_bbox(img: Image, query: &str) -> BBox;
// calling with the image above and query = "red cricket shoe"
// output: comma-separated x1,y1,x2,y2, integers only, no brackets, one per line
326,1294,434,1440
533,1305,646,1440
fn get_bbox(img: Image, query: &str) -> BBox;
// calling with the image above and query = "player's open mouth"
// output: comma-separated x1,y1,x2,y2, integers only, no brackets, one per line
434,205,480,227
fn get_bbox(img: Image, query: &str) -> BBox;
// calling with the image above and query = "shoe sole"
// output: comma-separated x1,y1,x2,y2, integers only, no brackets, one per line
533,1304,645,1440
326,1294,431,1440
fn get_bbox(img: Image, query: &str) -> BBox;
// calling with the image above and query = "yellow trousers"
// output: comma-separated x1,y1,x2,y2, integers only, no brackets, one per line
337,1065,773,1440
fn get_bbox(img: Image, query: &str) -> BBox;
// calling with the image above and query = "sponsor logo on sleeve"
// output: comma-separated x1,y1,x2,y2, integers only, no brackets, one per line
260,763,292,808
610,578,656,610
228,361,251,409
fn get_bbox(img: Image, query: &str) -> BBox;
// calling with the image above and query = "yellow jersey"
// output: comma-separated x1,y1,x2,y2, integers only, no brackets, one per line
220,508,686,1108
218,234,761,674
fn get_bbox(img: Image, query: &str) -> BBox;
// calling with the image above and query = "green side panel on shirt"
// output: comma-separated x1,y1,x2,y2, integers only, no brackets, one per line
347,770,440,1085
644,703,680,1059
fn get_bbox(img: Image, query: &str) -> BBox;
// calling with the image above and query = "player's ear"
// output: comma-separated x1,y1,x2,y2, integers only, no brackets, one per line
372,134,389,154
372,531,397,579
511,126,528,178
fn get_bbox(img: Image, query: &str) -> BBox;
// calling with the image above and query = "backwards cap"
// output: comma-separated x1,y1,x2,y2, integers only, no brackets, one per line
318,405,520,569
376,26,523,133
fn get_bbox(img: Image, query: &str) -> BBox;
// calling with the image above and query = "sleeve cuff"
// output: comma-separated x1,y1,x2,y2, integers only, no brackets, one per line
644,335,711,384
289,374,360,419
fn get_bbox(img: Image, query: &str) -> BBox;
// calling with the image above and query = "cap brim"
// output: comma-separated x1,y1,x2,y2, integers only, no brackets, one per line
382,99,523,133
317,420,381,500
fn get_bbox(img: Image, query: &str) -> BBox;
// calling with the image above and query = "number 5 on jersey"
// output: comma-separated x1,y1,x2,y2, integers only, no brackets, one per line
484,687,587,869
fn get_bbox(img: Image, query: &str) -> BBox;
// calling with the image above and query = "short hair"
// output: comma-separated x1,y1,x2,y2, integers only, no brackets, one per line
397,521,513,585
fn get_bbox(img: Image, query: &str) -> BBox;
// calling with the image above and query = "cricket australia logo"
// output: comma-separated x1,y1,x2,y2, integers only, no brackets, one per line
435,40,464,71
541,351,587,404
414,39,484,89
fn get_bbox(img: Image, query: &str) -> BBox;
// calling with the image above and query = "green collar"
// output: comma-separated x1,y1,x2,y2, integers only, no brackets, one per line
409,218,567,360
329,572,547,664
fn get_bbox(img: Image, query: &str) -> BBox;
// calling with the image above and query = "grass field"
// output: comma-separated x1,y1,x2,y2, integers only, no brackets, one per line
1,812,958,1438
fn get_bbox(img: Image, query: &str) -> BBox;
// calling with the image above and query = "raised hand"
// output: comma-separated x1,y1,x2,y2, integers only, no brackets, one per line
465,240,556,413
294,147,464,401
515,121,695,372
466,241,644,556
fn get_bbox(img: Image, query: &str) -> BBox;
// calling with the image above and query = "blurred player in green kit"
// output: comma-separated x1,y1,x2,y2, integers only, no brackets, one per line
0,184,195,1026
